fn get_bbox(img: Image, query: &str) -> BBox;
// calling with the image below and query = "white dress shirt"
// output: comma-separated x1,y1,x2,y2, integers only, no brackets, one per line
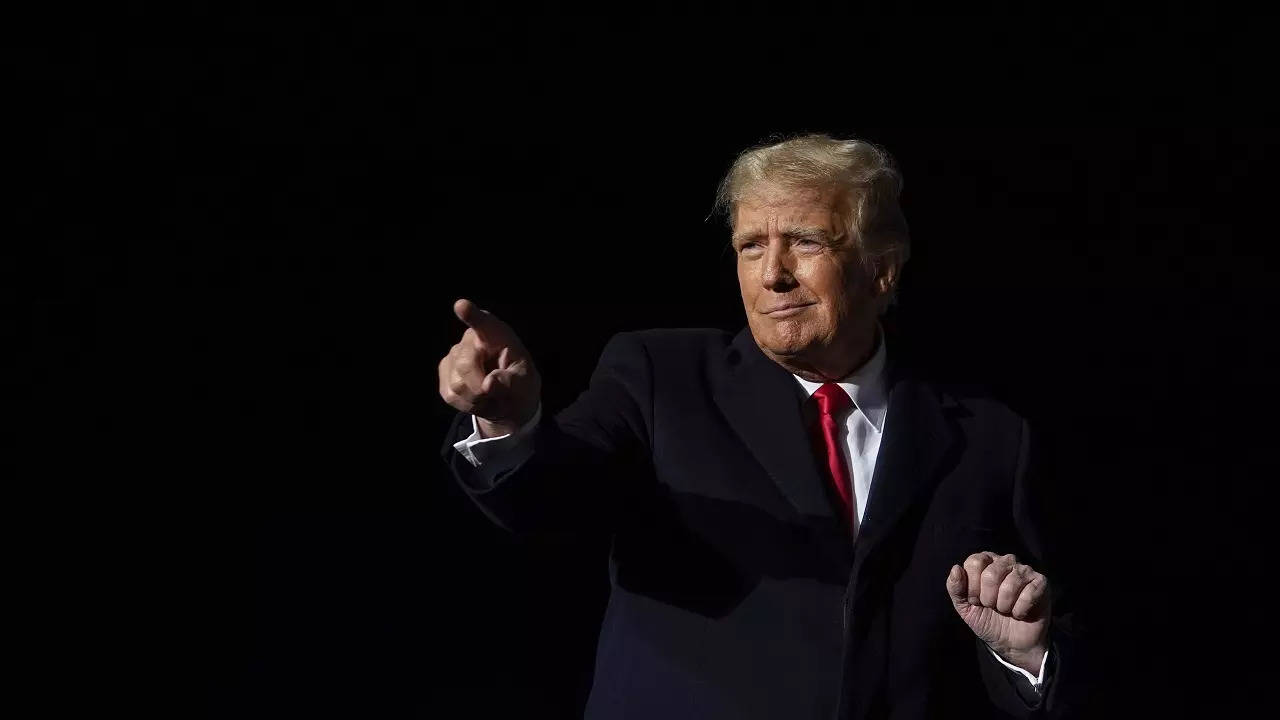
451,330,1049,692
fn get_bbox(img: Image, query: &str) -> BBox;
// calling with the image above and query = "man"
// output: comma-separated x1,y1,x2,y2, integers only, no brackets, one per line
438,134,1080,718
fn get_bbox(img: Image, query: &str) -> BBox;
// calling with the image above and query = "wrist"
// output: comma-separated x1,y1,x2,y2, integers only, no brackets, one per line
476,405,537,439
477,417,518,438
994,645,1046,676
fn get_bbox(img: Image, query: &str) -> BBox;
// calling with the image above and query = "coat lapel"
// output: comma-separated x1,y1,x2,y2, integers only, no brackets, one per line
849,356,963,596
836,354,965,720
711,328,835,520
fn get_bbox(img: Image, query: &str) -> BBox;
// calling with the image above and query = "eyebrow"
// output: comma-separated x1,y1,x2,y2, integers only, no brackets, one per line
731,227,833,246
781,228,832,242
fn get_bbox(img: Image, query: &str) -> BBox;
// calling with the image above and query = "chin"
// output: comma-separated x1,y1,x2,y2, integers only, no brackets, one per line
756,329,818,359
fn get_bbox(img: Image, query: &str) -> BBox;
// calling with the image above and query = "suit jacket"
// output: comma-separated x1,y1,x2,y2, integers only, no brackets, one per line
442,327,1083,719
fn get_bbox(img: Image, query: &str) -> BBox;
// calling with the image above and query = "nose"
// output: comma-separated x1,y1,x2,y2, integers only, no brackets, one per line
761,240,797,292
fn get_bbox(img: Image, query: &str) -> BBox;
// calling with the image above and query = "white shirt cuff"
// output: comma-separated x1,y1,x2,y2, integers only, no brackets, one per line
452,403,542,467
987,645,1049,693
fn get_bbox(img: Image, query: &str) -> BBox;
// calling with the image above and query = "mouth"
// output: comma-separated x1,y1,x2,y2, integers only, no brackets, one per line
761,302,815,318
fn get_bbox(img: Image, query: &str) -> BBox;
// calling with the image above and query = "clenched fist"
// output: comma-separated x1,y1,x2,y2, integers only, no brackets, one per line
946,552,1051,675
438,298,541,438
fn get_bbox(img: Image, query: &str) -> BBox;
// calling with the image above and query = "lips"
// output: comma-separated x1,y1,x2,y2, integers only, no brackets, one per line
762,302,815,314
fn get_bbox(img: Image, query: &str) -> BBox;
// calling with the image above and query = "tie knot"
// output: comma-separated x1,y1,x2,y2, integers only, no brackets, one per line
812,383,852,417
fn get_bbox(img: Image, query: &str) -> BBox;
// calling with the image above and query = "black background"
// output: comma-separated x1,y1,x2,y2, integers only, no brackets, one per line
29,5,1277,718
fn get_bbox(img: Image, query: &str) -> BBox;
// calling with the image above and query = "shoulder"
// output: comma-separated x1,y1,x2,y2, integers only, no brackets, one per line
900,370,1031,439
884,335,1031,432
591,328,737,390
590,327,733,368
605,327,735,360
938,382,1027,425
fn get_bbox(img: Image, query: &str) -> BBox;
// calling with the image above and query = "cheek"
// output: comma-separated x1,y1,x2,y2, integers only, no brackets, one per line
805,270,850,332
798,261,845,303
737,263,759,298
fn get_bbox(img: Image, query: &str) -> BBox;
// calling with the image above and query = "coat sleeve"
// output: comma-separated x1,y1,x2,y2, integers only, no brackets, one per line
439,331,654,537
977,417,1091,718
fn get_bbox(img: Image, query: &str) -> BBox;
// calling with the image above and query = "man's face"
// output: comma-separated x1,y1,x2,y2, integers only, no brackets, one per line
732,182,879,373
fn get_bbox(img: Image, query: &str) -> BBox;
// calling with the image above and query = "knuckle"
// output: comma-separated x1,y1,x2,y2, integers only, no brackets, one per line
442,389,468,411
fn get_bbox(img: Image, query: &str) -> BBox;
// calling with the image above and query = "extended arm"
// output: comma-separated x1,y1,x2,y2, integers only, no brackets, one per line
438,303,652,536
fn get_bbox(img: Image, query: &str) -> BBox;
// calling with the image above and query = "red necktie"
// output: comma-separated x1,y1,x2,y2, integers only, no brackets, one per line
811,383,855,531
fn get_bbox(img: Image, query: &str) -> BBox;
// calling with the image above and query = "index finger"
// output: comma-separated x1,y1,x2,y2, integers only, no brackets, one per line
453,298,509,343
962,552,999,603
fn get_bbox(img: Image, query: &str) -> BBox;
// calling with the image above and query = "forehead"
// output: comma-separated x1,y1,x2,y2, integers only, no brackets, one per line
732,182,841,228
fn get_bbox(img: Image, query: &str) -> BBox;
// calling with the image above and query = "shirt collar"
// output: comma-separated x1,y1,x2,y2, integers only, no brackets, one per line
791,324,889,433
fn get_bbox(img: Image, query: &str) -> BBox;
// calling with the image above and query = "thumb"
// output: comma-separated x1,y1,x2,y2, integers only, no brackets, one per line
495,345,529,371
480,366,516,397
945,564,969,607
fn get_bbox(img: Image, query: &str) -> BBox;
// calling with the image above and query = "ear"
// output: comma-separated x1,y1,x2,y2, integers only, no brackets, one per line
869,253,904,315
873,257,900,297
